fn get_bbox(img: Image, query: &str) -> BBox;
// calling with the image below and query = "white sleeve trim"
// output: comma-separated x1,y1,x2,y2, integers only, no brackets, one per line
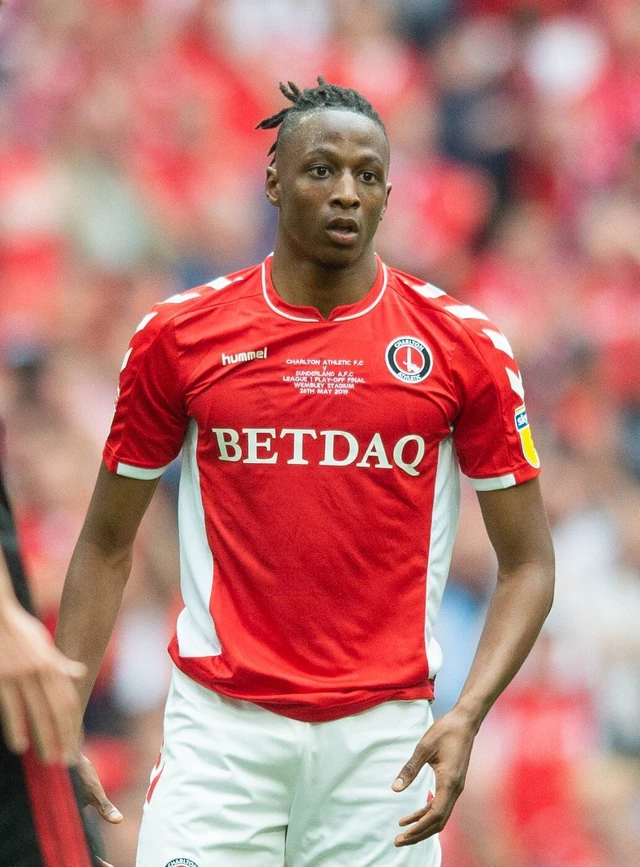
116,461,172,480
467,472,517,491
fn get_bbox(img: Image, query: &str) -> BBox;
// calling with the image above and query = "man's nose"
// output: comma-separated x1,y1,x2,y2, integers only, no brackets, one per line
330,172,360,208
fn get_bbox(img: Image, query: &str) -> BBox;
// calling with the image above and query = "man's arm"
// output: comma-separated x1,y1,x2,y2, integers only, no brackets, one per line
0,547,86,763
55,463,159,823
56,464,159,712
393,477,555,846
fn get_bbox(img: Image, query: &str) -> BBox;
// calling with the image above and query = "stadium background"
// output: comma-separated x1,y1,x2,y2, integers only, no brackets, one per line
1,0,639,864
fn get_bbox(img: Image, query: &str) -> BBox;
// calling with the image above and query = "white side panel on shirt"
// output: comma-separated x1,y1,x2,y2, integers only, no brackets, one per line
424,436,461,680
176,418,222,657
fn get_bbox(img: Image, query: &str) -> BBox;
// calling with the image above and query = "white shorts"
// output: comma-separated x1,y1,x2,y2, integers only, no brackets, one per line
136,667,441,867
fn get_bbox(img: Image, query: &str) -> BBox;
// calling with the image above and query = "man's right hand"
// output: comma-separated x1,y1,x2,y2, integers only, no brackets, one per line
76,752,122,867
76,752,124,824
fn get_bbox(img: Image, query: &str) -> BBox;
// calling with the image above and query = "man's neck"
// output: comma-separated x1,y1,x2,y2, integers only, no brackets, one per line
270,240,379,320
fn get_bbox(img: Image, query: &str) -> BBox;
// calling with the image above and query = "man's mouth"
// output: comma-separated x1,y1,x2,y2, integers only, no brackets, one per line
325,218,359,245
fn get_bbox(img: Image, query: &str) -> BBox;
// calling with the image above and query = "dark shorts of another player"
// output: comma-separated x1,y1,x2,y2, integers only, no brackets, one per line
0,736,99,867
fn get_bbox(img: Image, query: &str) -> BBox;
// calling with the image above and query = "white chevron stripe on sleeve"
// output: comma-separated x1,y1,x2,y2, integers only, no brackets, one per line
482,328,515,359
135,312,158,333
506,367,525,399
445,304,490,321
207,276,232,290
407,280,446,298
161,292,201,304
120,348,132,372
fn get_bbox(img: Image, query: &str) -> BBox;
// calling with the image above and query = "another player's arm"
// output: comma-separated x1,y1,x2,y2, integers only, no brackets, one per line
0,546,86,763
393,476,554,846
55,463,160,821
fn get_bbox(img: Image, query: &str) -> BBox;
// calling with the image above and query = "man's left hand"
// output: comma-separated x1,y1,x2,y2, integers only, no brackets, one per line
391,708,477,847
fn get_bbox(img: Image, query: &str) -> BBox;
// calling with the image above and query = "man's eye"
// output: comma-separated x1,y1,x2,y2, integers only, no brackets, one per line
311,166,330,177
361,171,377,183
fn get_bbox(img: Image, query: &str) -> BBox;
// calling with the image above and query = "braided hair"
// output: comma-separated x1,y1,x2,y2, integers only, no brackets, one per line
256,77,386,161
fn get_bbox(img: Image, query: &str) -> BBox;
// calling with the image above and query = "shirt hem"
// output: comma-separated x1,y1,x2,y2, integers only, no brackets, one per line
170,650,435,722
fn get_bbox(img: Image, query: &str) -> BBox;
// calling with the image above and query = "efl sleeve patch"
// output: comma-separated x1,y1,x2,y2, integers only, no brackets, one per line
515,405,540,468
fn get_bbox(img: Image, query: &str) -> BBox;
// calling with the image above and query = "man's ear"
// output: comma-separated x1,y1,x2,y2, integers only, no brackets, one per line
381,183,392,218
265,166,280,207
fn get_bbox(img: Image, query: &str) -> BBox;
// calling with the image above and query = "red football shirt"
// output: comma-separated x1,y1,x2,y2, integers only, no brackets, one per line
104,255,540,722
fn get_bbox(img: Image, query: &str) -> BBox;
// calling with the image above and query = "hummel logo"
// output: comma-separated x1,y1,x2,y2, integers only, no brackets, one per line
221,347,268,366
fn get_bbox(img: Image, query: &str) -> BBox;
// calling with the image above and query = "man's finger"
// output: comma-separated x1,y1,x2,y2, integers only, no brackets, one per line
39,669,82,763
0,682,29,754
394,780,459,846
398,803,431,827
392,743,428,791
98,801,124,823
395,806,446,844
79,756,123,823
88,785,124,823
20,675,62,764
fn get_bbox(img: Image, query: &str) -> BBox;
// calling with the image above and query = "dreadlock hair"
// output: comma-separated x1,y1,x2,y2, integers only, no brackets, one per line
255,77,386,162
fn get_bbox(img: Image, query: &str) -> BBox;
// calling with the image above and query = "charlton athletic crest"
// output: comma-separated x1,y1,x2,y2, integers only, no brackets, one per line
386,336,433,384
165,860,199,867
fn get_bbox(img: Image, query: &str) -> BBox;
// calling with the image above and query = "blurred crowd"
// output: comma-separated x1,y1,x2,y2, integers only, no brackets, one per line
1,0,639,864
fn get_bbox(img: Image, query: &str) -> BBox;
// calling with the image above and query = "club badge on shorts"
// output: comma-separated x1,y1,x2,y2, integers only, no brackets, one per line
515,405,540,468
165,860,199,867
386,336,433,383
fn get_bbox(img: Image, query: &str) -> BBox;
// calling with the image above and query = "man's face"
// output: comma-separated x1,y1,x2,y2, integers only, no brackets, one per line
266,109,392,268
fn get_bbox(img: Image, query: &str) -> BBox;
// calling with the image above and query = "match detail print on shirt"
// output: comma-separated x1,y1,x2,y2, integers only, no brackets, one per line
282,357,366,397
